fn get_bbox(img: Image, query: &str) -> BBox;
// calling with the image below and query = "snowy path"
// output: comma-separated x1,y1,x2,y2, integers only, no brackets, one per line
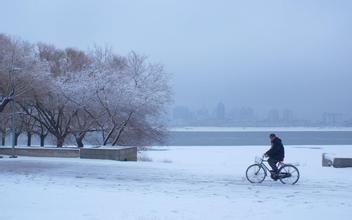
1,146,351,220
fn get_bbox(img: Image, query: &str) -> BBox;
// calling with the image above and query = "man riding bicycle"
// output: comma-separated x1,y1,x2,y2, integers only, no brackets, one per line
264,133,285,180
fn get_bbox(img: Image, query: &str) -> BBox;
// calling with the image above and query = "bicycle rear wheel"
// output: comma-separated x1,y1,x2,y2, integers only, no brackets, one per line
278,164,300,185
246,164,267,183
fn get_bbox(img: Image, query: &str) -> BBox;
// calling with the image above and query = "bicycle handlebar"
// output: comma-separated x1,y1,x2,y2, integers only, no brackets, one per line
260,155,268,162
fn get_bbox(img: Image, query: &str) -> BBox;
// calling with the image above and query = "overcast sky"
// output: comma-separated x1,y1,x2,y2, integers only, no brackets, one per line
1,0,351,119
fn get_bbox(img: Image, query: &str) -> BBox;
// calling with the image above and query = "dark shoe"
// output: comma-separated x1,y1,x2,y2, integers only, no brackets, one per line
270,172,278,181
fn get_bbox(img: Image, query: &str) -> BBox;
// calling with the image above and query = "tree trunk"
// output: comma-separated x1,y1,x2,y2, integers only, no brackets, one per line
27,132,32,147
103,125,117,146
40,134,46,147
1,131,5,146
75,132,86,148
76,137,84,148
14,133,20,146
56,137,64,148
112,112,133,146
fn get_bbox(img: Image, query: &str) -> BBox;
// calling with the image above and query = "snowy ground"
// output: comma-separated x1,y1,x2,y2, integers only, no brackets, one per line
1,145,352,220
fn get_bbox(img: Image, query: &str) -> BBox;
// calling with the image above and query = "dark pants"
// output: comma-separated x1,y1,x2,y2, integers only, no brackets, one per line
268,158,279,174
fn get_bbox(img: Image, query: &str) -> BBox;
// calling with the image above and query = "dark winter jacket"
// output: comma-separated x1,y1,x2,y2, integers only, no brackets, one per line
266,137,285,161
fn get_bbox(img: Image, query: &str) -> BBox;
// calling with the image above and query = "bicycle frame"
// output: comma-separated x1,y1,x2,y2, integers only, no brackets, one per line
255,156,282,174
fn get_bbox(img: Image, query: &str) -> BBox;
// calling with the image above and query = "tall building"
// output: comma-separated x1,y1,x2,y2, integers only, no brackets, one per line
282,109,294,123
215,102,225,120
267,109,280,123
322,113,342,125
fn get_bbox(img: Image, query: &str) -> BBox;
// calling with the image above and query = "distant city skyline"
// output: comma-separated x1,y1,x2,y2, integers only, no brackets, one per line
169,102,351,127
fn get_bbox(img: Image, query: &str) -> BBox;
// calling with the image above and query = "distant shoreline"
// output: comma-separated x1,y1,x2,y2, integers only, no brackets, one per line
168,126,352,132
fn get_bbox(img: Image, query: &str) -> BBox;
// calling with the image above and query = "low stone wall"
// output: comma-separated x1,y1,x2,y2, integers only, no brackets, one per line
333,158,352,168
322,153,352,168
0,147,79,158
80,147,137,161
0,146,137,161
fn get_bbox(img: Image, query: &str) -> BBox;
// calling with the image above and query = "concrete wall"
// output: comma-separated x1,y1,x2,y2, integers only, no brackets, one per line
322,153,352,168
80,147,137,161
333,158,352,168
0,147,137,161
0,147,79,158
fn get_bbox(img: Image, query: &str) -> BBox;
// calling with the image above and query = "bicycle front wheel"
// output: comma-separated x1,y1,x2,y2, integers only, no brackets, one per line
278,164,300,185
246,164,267,183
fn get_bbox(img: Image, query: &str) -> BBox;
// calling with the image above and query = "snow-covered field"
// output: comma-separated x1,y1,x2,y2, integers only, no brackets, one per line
1,145,352,220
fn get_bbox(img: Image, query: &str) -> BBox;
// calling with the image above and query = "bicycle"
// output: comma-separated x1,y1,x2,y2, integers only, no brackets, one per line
245,155,300,185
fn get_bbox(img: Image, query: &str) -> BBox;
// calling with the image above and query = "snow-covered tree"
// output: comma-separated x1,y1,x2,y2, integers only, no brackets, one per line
0,33,171,148
61,48,171,147
0,34,47,112
23,45,85,147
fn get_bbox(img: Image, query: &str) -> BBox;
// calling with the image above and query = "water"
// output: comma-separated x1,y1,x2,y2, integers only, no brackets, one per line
164,131,352,146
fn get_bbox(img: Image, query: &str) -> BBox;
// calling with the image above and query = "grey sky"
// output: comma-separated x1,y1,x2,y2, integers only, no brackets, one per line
1,0,351,119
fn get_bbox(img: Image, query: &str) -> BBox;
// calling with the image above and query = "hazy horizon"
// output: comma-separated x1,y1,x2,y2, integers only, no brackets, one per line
1,0,351,120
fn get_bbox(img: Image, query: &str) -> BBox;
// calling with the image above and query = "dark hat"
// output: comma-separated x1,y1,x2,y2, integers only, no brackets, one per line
269,133,276,138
